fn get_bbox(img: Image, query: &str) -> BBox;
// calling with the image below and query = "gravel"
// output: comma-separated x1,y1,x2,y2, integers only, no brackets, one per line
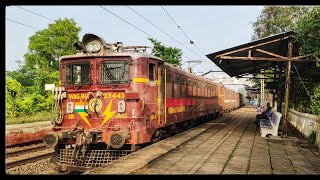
6,158,59,175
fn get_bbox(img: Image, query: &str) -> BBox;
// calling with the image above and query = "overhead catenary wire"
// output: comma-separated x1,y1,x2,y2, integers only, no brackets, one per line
160,6,214,67
10,6,216,74
98,6,193,61
161,6,207,57
199,63,214,75
13,5,205,69
160,6,229,78
15,6,55,22
6,18,40,30
9,6,193,64
293,65,309,96
127,6,206,64
99,6,155,41
161,6,193,43
14,6,92,34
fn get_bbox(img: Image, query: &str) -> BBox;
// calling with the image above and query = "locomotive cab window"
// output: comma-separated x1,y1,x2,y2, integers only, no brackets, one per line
149,63,156,81
181,77,186,85
99,60,129,84
66,62,91,85
174,75,180,84
148,63,157,86
166,71,172,82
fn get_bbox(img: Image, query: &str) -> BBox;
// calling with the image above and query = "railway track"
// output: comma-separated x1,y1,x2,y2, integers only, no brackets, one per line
187,112,248,174
128,109,253,174
6,144,55,169
6,144,48,158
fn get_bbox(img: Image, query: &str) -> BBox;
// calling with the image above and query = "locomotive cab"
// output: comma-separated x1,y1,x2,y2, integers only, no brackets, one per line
44,33,164,172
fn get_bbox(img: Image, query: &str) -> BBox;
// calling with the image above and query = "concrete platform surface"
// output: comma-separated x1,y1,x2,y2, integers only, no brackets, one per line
6,121,53,146
85,107,320,175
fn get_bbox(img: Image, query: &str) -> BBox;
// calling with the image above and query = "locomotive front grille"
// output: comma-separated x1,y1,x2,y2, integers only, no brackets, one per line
57,149,133,168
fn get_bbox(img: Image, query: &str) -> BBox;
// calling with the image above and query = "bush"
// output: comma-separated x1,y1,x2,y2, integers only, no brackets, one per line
6,77,22,118
309,131,317,144
6,111,52,125
310,84,320,115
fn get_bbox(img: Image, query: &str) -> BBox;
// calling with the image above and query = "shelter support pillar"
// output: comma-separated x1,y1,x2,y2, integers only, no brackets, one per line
260,77,265,107
277,62,283,113
282,37,293,137
272,63,277,108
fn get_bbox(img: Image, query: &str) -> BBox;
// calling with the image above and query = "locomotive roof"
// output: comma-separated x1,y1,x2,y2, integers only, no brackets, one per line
165,63,218,85
60,49,216,85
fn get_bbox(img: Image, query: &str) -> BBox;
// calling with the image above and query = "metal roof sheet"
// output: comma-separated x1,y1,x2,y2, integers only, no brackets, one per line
206,30,319,80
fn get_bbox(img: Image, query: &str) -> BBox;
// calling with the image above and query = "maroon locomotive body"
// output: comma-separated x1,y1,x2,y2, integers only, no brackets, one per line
44,34,240,172
217,83,239,115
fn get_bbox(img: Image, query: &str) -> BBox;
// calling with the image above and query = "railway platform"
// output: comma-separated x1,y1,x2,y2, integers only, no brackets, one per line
85,106,320,175
6,121,53,146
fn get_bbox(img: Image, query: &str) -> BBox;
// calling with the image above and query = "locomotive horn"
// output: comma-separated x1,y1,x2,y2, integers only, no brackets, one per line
73,42,83,50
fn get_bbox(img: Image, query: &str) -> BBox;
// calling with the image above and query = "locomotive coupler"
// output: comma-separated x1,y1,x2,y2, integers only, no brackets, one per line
72,144,88,163
72,144,82,162
72,131,92,162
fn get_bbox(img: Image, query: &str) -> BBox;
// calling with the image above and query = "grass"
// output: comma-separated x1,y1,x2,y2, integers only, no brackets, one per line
6,111,52,125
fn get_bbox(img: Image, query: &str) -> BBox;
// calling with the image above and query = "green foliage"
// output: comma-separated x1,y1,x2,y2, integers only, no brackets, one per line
251,6,320,116
310,84,320,115
22,94,44,114
289,78,320,115
6,60,58,118
6,77,22,118
24,18,81,72
6,111,52,125
6,77,22,98
289,79,312,113
252,6,312,40
34,69,59,95
292,7,320,114
6,62,36,87
309,131,317,144
295,7,320,67
5,18,80,120
148,38,182,66
16,96,36,115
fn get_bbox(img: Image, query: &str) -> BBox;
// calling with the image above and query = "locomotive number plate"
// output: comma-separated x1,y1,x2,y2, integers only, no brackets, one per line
103,92,125,99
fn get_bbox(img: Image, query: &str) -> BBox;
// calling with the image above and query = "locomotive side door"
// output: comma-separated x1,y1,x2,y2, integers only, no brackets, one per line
157,62,165,126
147,59,164,127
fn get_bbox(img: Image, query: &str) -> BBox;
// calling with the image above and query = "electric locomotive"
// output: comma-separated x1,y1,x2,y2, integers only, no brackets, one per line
43,33,238,172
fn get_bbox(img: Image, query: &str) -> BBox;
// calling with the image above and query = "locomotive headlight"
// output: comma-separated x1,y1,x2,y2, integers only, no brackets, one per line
118,100,125,113
66,102,74,114
86,40,101,53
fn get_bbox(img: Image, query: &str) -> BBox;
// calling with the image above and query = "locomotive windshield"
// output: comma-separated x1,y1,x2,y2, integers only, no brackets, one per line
99,60,129,84
66,62,91,85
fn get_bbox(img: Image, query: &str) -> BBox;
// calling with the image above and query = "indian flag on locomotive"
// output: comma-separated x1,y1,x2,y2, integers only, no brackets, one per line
75,102,91,127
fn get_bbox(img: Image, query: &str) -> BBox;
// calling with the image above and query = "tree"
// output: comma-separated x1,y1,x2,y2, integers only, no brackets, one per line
251,6,320,115
289,79,312,113
6,18,81,117
252,6,312,40
24,18,81,72
6,77,22,117
295,7,320,67
148,38,182,66
310,84,320,115
6,60,36,87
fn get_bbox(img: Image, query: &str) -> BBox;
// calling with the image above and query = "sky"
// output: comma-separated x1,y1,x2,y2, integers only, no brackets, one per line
5,5,264,82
